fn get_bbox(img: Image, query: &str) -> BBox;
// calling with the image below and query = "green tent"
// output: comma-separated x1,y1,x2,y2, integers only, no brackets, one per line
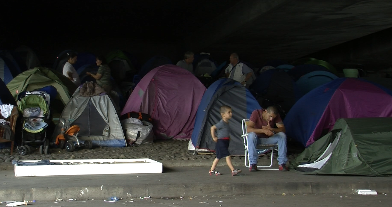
6,67,77,118
292,117,392,176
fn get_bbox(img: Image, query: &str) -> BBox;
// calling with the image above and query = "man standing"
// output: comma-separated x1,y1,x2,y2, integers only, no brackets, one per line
176,51,194,74
225,53,254,86
246,106,288,172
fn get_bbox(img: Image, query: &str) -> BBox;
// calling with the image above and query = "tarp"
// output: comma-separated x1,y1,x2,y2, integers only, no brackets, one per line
122,64,205,140
284,78,392,147
292,118,392,176
191,78,260,155
53,85,125,147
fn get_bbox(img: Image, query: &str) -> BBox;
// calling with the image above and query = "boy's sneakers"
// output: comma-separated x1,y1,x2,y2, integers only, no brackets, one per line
279,164,289,171
209,170,221,175
249,164,258,172
232,169,242,176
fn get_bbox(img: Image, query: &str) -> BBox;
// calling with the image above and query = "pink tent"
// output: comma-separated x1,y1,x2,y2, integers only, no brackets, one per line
121,64,206,140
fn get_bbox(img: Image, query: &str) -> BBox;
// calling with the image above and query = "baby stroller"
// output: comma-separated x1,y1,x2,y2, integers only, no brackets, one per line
16,91,51,155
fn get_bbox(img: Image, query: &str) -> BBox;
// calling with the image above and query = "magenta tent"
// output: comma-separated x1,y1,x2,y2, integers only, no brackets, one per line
284,78,392,147
121,64,206,140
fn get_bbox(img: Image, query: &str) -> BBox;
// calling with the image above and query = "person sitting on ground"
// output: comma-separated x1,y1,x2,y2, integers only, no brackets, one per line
209,105,242,176
225,53,255,86
63,52,81,86
246,105,289,172
86,55,112,94
176,51,194,74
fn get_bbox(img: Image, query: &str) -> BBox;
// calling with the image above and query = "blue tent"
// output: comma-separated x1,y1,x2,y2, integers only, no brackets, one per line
0,78,16,105
284,78,392,147
210,61,228,78
191,78,260,155
73,52,96,71
249,69,295,117
0,56,21,84
295,71,338,101
287,64,329,81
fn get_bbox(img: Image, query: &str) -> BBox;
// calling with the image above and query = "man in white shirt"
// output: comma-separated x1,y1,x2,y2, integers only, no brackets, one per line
225,53,255,86
176,51,194,74
63,52,81,86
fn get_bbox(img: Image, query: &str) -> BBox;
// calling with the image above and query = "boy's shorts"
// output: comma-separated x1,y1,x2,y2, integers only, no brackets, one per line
215,139,230,159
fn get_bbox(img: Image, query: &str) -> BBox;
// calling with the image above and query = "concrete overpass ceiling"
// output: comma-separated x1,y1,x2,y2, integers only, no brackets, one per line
188,0,392,66
2,1,392,69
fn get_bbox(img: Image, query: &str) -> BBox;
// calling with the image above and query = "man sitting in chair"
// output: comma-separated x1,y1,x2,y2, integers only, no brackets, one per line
247,106,288,172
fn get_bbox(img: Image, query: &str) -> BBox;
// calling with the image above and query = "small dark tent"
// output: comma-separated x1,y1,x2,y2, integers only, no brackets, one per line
292,117,392,176
287,64,329,81
294,71,338,101
138,56,172,78
191,78,260,155
249,69,295,116
14,45,41,70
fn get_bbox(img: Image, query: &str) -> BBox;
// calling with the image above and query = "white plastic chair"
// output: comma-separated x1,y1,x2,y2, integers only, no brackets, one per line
241,119,278,170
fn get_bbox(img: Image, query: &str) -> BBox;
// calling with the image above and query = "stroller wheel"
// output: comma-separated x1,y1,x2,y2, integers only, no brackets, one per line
39,145,43,155
84,140,93,149
18,146,28,156
65,141,75,152
24,145,31,153
44,145,49,155
59,140,66,149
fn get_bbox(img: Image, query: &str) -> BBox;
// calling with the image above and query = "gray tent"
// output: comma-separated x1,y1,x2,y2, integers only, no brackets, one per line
54,86,125,147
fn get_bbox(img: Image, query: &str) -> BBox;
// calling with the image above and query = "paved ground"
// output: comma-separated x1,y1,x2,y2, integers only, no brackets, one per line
1,139,391,202
0,139,301,169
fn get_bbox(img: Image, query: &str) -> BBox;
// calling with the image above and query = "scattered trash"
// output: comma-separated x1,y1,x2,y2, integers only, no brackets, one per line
139,196,151,200
357,189,377,195
4,200,35,206
104,197,122,202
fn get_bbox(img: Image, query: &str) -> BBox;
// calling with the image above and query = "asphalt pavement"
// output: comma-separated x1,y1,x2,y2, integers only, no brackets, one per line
0,159,391,201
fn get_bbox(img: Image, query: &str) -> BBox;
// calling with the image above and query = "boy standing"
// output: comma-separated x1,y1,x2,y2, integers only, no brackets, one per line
209,105,242,176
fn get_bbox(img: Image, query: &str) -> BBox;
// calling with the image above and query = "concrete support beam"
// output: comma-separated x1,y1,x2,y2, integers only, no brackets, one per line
182,0,288,51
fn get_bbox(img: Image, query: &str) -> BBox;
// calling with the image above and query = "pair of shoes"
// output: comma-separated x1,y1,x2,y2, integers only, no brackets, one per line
209,170,221,175
249,164,258,172
232,169,242,176
279,164,289,171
